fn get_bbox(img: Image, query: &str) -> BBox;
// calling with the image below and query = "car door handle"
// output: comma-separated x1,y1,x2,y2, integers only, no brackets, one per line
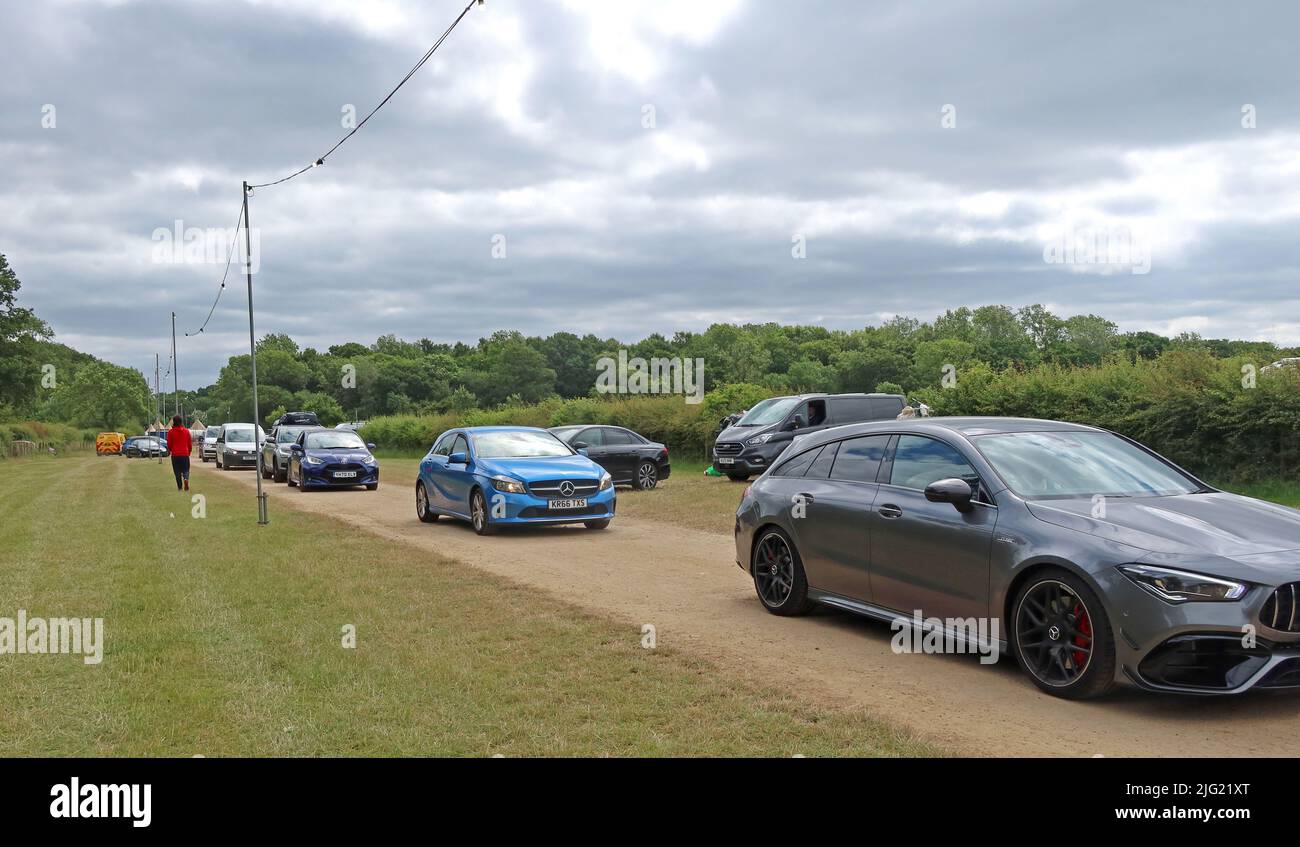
796,492,815,504
878,503,903,518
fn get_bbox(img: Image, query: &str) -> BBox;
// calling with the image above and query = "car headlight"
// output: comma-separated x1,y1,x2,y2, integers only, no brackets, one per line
1117,565,1248,603
304,456,325,466
599,472,613,491
362,455,378,465
490,476,526,494
277,445,291,455
746,434,774,446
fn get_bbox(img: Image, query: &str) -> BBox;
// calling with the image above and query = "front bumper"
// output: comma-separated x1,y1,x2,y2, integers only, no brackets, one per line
223,451,259,467
300,463,379,488
1101,570,1300,694
488,485,616,525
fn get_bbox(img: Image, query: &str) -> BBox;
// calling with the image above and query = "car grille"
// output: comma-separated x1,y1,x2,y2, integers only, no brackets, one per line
519,504,605,518
714,442,743,457
528,479,599,497
1262,582,1300,632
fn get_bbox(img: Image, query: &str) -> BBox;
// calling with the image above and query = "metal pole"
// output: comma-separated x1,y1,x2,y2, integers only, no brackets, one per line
243,181,268,525
171,312,179,420
156,353,162,464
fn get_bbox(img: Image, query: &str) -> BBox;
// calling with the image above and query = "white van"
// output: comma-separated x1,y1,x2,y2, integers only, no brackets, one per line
215,423,266,470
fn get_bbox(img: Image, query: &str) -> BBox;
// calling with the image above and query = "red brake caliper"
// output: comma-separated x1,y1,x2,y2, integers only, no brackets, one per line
1071,602,1091,668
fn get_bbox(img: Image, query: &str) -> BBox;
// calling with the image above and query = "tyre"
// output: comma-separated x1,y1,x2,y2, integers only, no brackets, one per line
287,465,297,487
273,461,287,483
751,528,813,616
727,472,750,482
366,483,378,491
1011,568,1117,700
201,456,209,463
470,489,497,536
633,461,658,490
416,482,439,523
584,519,611,530
261,459,272,480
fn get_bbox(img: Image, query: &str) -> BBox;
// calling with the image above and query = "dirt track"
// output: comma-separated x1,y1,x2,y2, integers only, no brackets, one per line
210,464,1300,757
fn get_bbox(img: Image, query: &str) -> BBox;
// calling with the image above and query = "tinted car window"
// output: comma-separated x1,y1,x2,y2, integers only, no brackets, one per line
432,434,453,456
603,428,637,446
830,435,891,483
772,446,822,478
890,435,978,491
805,442,839,479
872,397,905,418
829,397,872,424
576,428,605,448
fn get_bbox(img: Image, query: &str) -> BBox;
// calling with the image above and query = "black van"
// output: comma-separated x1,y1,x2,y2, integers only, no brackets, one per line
711,393,905,480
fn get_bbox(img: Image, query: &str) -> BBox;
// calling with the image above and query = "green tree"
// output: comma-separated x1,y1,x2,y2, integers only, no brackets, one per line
46,361,151,430
0,254,51,413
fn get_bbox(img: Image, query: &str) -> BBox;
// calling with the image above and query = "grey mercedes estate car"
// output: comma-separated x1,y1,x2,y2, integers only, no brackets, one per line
734,417,1300,698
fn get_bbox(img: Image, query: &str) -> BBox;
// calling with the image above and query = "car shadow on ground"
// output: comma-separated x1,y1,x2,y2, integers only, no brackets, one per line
728,595,1300,718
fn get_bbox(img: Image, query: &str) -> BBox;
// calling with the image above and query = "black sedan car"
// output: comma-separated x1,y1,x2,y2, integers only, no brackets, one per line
123,436,168,458
549,425,671,490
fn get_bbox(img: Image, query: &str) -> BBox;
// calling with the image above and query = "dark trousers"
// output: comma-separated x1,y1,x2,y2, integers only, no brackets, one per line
171,456,191,489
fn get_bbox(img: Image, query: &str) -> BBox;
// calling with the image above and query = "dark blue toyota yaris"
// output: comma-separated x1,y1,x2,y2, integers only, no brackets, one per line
287,428,380,491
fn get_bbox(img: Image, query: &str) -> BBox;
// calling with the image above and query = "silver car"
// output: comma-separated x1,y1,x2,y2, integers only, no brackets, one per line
735,417,1300,698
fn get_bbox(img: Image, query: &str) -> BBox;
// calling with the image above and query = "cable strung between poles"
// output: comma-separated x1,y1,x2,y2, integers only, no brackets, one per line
247,0,480,191
185,201,246,337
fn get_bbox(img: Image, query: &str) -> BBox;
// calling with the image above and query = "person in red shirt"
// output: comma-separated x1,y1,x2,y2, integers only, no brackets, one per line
166,415,193,491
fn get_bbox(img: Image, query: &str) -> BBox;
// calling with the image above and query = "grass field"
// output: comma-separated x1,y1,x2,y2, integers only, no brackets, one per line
0,455,935,757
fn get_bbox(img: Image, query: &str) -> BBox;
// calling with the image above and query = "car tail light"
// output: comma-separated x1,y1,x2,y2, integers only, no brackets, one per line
659,447,669,460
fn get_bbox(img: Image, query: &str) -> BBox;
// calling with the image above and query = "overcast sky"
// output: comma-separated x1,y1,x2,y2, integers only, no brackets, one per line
4,0,1300,387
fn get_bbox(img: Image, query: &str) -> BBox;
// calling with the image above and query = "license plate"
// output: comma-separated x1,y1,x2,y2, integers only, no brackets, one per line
717,457,735,465
334,471,358,479
548,498,587,509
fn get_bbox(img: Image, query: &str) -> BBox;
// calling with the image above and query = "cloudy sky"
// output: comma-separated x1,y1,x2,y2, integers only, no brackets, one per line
4,0,1300,387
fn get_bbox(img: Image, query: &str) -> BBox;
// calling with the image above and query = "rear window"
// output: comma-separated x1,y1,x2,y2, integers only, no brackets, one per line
772,446,823,477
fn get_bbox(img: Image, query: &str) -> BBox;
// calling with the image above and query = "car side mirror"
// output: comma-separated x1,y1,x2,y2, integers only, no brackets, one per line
449,451,468,464
925,478,974,513
290,444,303,453
366,442,376,450
788,414,806,431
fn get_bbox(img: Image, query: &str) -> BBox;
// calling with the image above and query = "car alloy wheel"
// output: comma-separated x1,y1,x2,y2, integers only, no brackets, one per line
1011,572,1116,699
635,461,657,490
416,482,438,522
470,489,496,535
751,529,812,616
1015,579,1094,686
755,533,794,606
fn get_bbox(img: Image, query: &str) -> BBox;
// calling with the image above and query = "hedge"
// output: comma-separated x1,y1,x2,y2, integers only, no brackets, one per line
360,351,1299,481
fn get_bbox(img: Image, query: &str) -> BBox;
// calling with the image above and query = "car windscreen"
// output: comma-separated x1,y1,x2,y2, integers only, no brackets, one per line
305,432,366,450
472,431,572,458
224,427,255,443
277,426,310,443
737,397,800,427
972,431,1200,499
206,427,220,437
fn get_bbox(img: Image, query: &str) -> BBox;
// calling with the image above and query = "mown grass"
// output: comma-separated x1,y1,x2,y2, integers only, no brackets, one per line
0,455,937,757
1220,480,1300,509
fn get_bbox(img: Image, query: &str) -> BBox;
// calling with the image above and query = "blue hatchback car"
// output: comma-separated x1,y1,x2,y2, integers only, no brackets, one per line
287,428,380,491
415,426,615,535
